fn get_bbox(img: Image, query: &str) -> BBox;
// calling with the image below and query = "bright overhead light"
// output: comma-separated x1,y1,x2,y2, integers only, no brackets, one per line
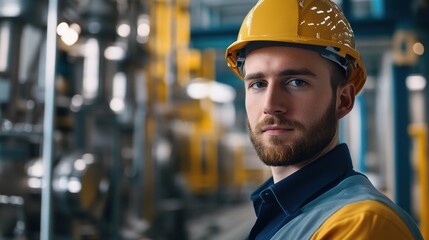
117,23,131,38
27,160,43,177
110,98,125,112
57,22,80,46
406,74,426,91
138,23,150,37
68,177,82,193
110,72,127,113
74,159,87,171
69,23,81,34
0,3,21,17
61,29,79,46
186,81,210,100
209,82,236,103
137,14,150,44
413,42,425,56
83,39,99,100
186,78,236,103
104,45,125,60
57,22,69,35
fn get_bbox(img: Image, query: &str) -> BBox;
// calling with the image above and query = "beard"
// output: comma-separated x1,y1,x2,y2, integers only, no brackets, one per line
247,97,337,167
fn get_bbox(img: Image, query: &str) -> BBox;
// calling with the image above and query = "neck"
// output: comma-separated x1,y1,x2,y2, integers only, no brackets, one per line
271,165,302,183
270,138,340,183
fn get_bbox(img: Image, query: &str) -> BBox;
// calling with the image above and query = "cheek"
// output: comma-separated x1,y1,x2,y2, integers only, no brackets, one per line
245,97,260,126
296,94,331,120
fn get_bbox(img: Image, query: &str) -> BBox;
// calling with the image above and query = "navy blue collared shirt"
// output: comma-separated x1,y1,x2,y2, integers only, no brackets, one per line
248,144,359,240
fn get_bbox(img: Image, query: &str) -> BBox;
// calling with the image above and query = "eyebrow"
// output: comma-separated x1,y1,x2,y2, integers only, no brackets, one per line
244,69,317,81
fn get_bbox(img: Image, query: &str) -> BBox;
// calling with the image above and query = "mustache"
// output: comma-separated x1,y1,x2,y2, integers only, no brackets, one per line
255,116,304,133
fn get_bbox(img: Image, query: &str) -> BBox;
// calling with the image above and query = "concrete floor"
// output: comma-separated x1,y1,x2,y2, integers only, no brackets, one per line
187,202,255,240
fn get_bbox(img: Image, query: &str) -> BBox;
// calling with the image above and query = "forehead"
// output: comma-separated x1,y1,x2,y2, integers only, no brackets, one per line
244,46,332,76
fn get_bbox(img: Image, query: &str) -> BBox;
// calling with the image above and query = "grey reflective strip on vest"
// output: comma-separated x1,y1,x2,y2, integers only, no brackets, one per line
271,175,423,240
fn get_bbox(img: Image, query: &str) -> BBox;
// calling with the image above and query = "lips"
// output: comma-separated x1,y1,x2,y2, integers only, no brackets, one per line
261,125,293,134
255,117,302,135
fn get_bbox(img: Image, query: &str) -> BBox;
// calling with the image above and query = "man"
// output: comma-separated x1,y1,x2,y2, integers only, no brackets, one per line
225,0,423,239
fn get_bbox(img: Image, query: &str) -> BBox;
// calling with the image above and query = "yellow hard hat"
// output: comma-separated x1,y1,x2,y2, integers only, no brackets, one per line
225,0,367,93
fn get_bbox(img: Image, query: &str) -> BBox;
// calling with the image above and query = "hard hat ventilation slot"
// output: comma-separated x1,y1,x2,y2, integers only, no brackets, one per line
320,46,350,77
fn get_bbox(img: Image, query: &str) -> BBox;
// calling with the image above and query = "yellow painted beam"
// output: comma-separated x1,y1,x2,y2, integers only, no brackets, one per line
408,123,429,239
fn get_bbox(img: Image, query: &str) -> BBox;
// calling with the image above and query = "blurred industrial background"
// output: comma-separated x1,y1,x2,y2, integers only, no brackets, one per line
0,0,428,239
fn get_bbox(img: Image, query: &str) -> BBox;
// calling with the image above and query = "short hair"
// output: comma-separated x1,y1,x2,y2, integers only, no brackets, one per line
329,60,348,91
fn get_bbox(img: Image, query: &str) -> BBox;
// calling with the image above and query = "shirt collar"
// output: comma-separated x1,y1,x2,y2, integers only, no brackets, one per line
251,143,354,216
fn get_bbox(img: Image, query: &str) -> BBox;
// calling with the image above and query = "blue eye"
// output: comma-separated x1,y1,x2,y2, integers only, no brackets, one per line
289,79,307,87
249,81,267,89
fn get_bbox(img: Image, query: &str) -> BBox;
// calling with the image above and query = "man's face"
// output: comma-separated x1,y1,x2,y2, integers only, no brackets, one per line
244,46,339,166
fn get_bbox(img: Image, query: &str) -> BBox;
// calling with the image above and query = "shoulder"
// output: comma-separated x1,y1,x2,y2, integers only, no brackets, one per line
311,200,414,240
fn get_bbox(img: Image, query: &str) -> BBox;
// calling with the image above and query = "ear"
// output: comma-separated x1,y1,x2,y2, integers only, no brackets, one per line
336,83,356,119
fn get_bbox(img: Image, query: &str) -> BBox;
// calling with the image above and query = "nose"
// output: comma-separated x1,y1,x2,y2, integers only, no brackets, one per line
263,86,288,115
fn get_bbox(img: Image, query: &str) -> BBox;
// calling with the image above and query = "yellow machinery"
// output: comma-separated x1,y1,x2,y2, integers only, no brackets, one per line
144,0,268,201
408,124,429,239
146,0,220,196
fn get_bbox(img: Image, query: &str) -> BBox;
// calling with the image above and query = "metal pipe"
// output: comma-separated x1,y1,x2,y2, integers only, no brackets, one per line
0,20,23,122
40,0,59,239
392,64,412,214
357,94,367,173
132,108,145,214
0,22,10,73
